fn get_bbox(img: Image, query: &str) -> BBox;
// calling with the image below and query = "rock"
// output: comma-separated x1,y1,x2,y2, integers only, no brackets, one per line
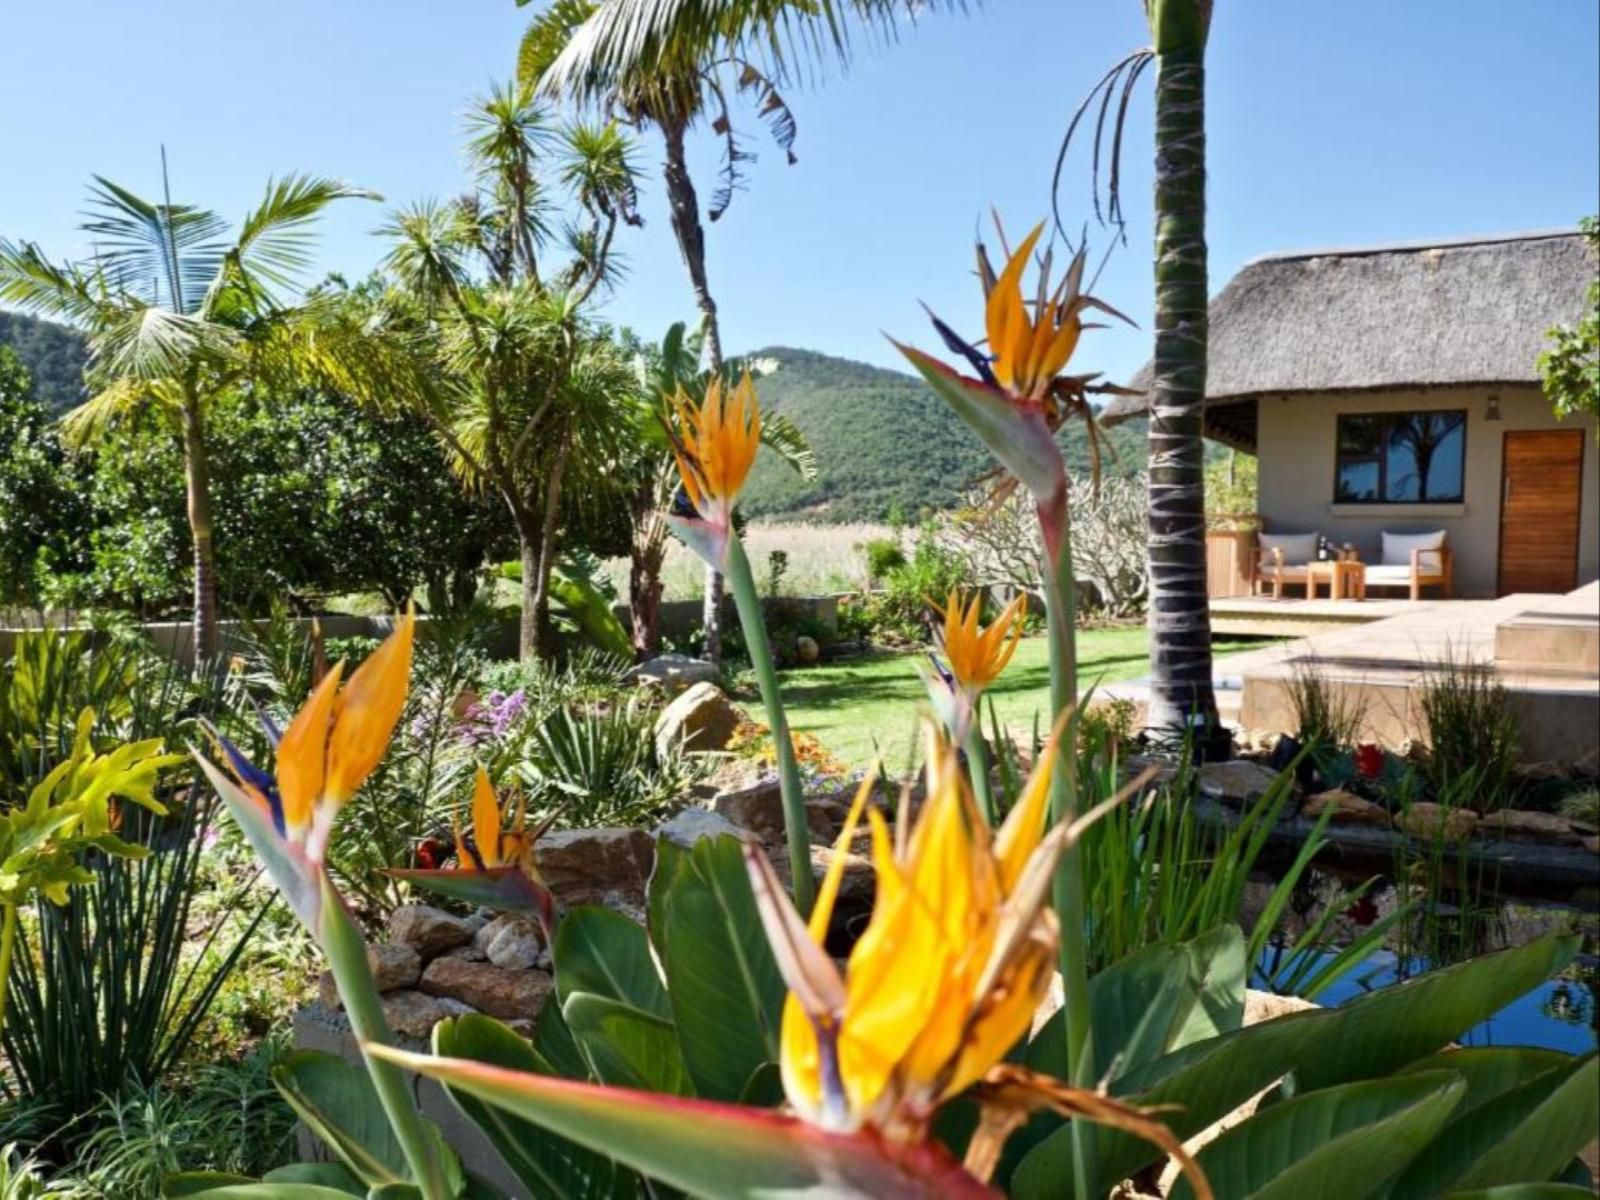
1475,809,1585,845
315,942,423,1010
439,942,487,962
1302,789,1392,829
476,914,544,970
654,681,744,756
420,957,555,1021
1395,803,1479,843
388,904,477,958
1243,991,1319,1024
380,989,475,1039
773,834,875,910
655,807,755,849
536,827,655,909
707,774,785,840
794,635,821,665
1197,760,1284,807
1122,753,1179,788
625,654,719,692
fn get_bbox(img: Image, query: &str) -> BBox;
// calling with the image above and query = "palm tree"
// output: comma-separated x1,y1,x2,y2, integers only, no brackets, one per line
524,0,814,663
0,162,374,660
334,82,643,661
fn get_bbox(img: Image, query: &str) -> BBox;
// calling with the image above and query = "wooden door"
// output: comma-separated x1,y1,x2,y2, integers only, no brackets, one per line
1498,430,1585,594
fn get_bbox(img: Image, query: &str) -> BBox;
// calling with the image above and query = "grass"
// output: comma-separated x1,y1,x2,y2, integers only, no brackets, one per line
769,628,1268,766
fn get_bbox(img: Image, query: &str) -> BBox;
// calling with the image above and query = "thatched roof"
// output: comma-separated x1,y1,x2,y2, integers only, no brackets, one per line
1101,229,1595,441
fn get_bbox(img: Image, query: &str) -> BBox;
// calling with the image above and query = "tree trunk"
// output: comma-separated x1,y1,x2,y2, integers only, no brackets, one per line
180,396,219,666
525,437,572,662
1145,31,1220,737
628,477,667,659
518,531,540,662
660,115,728,664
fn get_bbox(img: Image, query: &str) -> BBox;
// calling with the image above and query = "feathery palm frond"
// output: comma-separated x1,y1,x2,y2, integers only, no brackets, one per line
91,301,234,383
82,175,229,315
756,410,816,480
225,174,380,299
59,376,183,447
519,0,600,87
0,238,115,328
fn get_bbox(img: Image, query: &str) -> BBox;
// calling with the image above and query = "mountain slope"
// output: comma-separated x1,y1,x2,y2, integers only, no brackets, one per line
0,312,88,414
739,346,1145,524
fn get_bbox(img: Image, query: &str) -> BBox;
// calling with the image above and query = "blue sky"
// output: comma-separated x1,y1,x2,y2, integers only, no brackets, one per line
2,1,1596,386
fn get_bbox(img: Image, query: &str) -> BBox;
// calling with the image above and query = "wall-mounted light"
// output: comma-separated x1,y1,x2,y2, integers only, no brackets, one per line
1485,392,1501,421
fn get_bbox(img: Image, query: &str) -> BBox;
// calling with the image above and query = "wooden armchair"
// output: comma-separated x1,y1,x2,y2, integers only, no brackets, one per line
1251,532,1321,599
1361,531,1453,600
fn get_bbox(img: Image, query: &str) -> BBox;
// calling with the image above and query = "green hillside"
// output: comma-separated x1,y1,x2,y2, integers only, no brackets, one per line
0,312,87,413
739,346,1146,524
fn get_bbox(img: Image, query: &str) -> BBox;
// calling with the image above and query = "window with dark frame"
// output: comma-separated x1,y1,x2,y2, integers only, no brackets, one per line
1334,410,1467,504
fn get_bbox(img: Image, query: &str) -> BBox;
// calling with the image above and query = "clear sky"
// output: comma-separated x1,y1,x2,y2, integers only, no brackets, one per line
3,1,1597,387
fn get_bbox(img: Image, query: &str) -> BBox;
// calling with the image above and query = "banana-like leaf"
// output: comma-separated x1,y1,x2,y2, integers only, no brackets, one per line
548,562,631,659
162,1188,366,1200
1395,1047,1574,1120
893,341,1064,506
1013,932,1581,1198
434,1013,637,1200
161,1173,258,1196
552,907,669,1018
262,1164,367,1192
270,1050,411,1187
1168,1070,1465,1200
563,991,692,1096
649,834,786,1101
365,1044,999,1199
1387,1053,1599,1196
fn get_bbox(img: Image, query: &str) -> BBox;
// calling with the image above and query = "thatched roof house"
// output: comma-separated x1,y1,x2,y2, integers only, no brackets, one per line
1102,229,1594,451
1106,230,1597,598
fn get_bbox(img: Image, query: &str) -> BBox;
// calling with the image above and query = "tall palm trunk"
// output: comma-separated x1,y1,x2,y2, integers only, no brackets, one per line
628,475,668,658
660,115,728,664
180,394,219,665
1144,0,1219,736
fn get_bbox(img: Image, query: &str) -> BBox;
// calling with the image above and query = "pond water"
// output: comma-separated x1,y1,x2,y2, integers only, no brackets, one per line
1251,863,1598,1054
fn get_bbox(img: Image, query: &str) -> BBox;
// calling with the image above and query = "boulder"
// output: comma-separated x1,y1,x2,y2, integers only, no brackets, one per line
655,807,755,849
438,942,488,963
772,833,875,911
654,681,744,756
475,914,544,970
420,957,555,1021
1302,789,1392,829
1197,760,1284,807
625,654,719,692
707,774,785,840
380,989,476,1039
1475,809,1585,845
388,904,477,958
316,942,423,1006
1395,802,1479,843
794,636,821,665
536,827,655,909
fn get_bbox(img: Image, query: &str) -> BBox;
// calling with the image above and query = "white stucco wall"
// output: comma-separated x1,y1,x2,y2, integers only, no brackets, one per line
1254,385,1598,597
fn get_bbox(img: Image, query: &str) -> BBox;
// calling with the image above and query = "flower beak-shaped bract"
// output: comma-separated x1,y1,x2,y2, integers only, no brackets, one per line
891,219,1129,564
196,608,415,934
388,765,557,940
925,590,1027,738
662,372,762,570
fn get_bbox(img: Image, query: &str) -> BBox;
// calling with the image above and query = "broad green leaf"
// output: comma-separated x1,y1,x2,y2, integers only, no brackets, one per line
1170,1071,1465,1200
1396,1047,1573,1119
434,1013,636,1200
367,1043,998,1199
162,1173,258,1196
1170,923,1248,1048
263,1163,367,1193
531,996,590,1081
651,833,785,1101
1013,932,1580,1198
166,1188,368,1200
1388,1053,1599,1196
1027,942,1190,1083
1447,1188,1595,1199
563,991,692,1096
553,907,669,1018
385,866,553,924
271,1050,409,1187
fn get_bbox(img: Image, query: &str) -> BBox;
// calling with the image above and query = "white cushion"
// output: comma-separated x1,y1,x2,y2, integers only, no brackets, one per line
1258,532,1320,565
1364,565,1416,586
1381,530,1446,571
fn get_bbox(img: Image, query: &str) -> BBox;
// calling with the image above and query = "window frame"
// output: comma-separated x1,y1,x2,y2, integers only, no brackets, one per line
1333,408,1468,505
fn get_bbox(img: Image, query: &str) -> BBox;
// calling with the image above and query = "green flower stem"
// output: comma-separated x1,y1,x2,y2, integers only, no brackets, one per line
724,535,816,916
963,723,998,827
0,902,17,1048
1043,528,1097,1200
321,877,452,1200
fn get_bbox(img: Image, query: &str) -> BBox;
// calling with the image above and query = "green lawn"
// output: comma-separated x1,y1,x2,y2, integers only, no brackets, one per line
771,628,1266,766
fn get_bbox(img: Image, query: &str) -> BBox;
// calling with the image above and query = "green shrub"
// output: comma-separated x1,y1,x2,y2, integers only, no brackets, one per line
1419,647,1521,812
857,526,969,644
861,536,906,583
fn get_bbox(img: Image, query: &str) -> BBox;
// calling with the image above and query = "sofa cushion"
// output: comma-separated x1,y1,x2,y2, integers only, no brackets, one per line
1381,530,1446,571
1259,532,1320,565
1364,565,1416,586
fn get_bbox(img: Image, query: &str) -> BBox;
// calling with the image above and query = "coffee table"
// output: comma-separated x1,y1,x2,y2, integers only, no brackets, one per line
1307,560,1365,600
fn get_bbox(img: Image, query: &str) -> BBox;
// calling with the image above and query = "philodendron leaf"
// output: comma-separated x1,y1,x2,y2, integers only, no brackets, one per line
1169,1070,1465,1200
367,1044,999,1199
271,1051,410,1187
434,1013,637,1200
651,833,786,1102
553,907,670,1018
1387,1052,1599,1196
1013,932,1581,1199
